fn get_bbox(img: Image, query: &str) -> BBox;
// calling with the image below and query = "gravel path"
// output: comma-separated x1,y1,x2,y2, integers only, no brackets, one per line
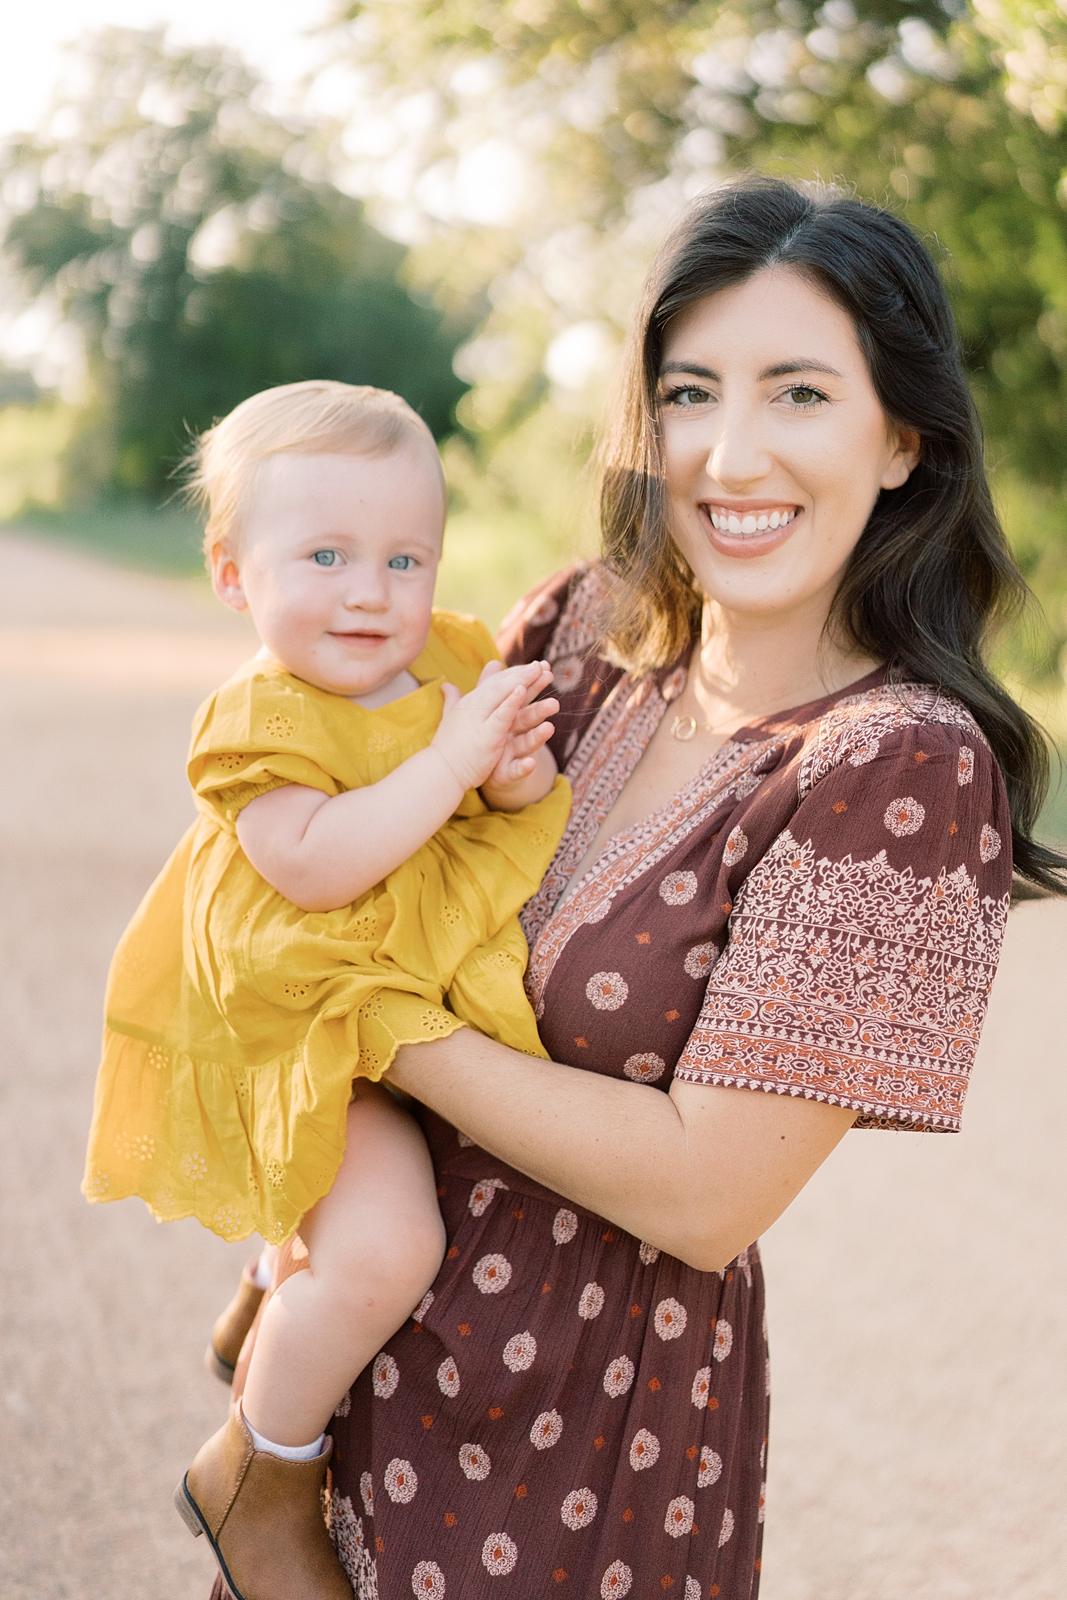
1,530,1062,1598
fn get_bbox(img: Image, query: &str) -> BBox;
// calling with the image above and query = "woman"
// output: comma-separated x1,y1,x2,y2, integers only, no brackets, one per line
217,176,1061,1599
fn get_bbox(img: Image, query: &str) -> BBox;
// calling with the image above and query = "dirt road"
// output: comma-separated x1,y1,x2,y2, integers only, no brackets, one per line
1,530,1063,1598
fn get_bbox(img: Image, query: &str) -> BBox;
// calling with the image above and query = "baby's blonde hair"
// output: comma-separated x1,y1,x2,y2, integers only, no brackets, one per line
185,379,443,558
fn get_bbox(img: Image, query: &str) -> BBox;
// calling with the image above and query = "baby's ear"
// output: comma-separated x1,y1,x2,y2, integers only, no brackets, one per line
211,544,248,612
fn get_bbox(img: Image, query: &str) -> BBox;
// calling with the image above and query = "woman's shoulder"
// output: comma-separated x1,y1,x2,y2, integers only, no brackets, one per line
497,561,611,666
795,678,992,799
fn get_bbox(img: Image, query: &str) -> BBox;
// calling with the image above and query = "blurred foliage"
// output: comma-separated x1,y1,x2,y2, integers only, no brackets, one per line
329,0,1067,681
0,28,469,499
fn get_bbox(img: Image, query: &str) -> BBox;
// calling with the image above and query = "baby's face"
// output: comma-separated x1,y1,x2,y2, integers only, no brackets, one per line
212,448,445,698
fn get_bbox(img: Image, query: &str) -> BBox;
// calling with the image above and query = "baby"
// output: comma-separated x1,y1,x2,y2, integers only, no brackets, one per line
82,380,570,1600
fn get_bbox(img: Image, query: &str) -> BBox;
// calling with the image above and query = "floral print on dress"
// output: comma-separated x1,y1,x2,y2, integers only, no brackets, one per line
383,1458,417,1504
372,1353,399,1398
578,1282,606,1319
359,1472,374,1516
411,1560,445,1598
502,1331,537,1371
981,823,1002,862
958,746,974,785
683,943,717,980
458,1442,491,1481
552,1208,578,1245
412,1291,434,1324
472,1253,512,1294
629,1429,660,1470
660,870,698,905
719,1508,736,1547
722,825,748,866
530,1409,564,1450
623,1053,666,1083
884,795,925,837
469,1178,507,1216
691,1366,712,1409
327,1492,378,1597
654,1298,687,1340
481,1532,518,1576
603,1354,636,1397
436,1357,460,1397
638,1241,660,1266
713,1319,733,1362
561,1487,599,1530
665,1495,695,1538
322,574,1009,1600
601,1560,633,1598
586,971,629,1011
698,1446,723,1488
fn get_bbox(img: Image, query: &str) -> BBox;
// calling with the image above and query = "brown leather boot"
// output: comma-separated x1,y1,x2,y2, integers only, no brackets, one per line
174,1400,352,1600
205,1260,266,1385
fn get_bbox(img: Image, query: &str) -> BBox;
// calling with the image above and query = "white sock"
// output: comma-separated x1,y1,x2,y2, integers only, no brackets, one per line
246,1421,326,1461
251,1247,275,1290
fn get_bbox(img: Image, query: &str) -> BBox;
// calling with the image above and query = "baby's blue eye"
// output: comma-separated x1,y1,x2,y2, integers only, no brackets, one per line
388,555,416,570
312,549,340,567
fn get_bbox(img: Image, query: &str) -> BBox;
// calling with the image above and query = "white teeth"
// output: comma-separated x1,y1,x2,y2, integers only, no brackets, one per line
708,506,798,534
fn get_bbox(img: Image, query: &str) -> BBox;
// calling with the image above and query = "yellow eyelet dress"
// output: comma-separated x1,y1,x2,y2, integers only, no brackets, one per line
83,611,571,1246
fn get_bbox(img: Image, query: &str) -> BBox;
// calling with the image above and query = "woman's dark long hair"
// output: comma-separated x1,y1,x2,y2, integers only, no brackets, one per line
600,173,1065,892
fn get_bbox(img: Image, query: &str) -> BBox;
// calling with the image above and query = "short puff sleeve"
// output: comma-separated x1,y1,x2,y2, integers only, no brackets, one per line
188,667,341,829
675,718,1012,1131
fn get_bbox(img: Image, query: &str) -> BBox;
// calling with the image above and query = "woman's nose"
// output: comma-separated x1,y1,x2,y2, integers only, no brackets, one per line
704,405,771,490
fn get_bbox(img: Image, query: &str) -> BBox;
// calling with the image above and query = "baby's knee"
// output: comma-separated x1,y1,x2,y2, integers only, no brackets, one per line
328,1209,444,1320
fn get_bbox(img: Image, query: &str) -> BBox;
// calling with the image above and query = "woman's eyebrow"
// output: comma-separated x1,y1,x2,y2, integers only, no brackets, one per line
659,360,720,380
659,358,844,381
759,359,843,380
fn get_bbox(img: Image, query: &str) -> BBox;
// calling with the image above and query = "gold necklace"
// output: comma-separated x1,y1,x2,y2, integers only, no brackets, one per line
669,714,710,742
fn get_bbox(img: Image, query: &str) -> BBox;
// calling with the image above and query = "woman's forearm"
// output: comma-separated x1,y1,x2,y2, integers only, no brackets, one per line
387,1029,855,1271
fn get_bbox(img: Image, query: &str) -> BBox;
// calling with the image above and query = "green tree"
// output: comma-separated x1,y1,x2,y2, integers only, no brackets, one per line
326,0,1067,695
0,27,470,497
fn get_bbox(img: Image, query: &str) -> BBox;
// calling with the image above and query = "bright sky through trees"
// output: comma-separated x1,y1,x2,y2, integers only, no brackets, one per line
0,4,328,137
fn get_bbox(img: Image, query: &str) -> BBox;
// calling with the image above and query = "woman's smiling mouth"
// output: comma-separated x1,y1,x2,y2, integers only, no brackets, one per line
700,501,804,559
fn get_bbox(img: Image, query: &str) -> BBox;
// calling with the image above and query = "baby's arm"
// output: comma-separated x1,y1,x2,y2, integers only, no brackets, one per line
236,661,557,912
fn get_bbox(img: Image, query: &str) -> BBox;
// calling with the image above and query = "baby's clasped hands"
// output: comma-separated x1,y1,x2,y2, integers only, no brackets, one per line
431,659,558,807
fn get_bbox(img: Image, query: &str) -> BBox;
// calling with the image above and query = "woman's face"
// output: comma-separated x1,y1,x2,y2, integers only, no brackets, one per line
657,265,919,621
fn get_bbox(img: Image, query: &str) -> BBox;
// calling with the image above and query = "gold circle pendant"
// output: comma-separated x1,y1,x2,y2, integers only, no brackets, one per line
670,715,698,742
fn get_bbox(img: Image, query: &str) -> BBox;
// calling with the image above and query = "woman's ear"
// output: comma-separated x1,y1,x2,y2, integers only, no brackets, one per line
881,427,921,491
210,543,248,612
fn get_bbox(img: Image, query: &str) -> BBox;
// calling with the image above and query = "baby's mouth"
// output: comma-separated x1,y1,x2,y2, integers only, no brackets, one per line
704,505,801,536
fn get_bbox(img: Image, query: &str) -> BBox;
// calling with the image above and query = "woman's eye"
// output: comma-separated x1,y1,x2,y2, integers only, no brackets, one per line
662,385,712,408
312,549,340,567
784,385,826,408
388,555,416,570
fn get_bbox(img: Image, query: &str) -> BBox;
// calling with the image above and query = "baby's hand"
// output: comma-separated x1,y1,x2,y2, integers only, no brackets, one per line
430,660,553,794
480,663,558,798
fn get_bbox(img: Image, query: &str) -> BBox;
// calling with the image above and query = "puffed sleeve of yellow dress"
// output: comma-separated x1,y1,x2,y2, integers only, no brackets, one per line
83,611,572,1245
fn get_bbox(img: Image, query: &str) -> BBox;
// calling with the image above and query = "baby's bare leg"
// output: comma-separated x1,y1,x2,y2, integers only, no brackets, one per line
242,1080,445,1446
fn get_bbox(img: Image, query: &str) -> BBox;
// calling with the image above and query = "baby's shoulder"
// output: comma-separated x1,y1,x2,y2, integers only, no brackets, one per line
414,610,500,693
191,658,347,758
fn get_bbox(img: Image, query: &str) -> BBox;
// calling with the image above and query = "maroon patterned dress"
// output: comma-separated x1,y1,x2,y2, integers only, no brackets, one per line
224,565,1013,1600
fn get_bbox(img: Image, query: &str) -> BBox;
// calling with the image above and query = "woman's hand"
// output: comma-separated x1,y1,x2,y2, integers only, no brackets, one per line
386,1030,856,1272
